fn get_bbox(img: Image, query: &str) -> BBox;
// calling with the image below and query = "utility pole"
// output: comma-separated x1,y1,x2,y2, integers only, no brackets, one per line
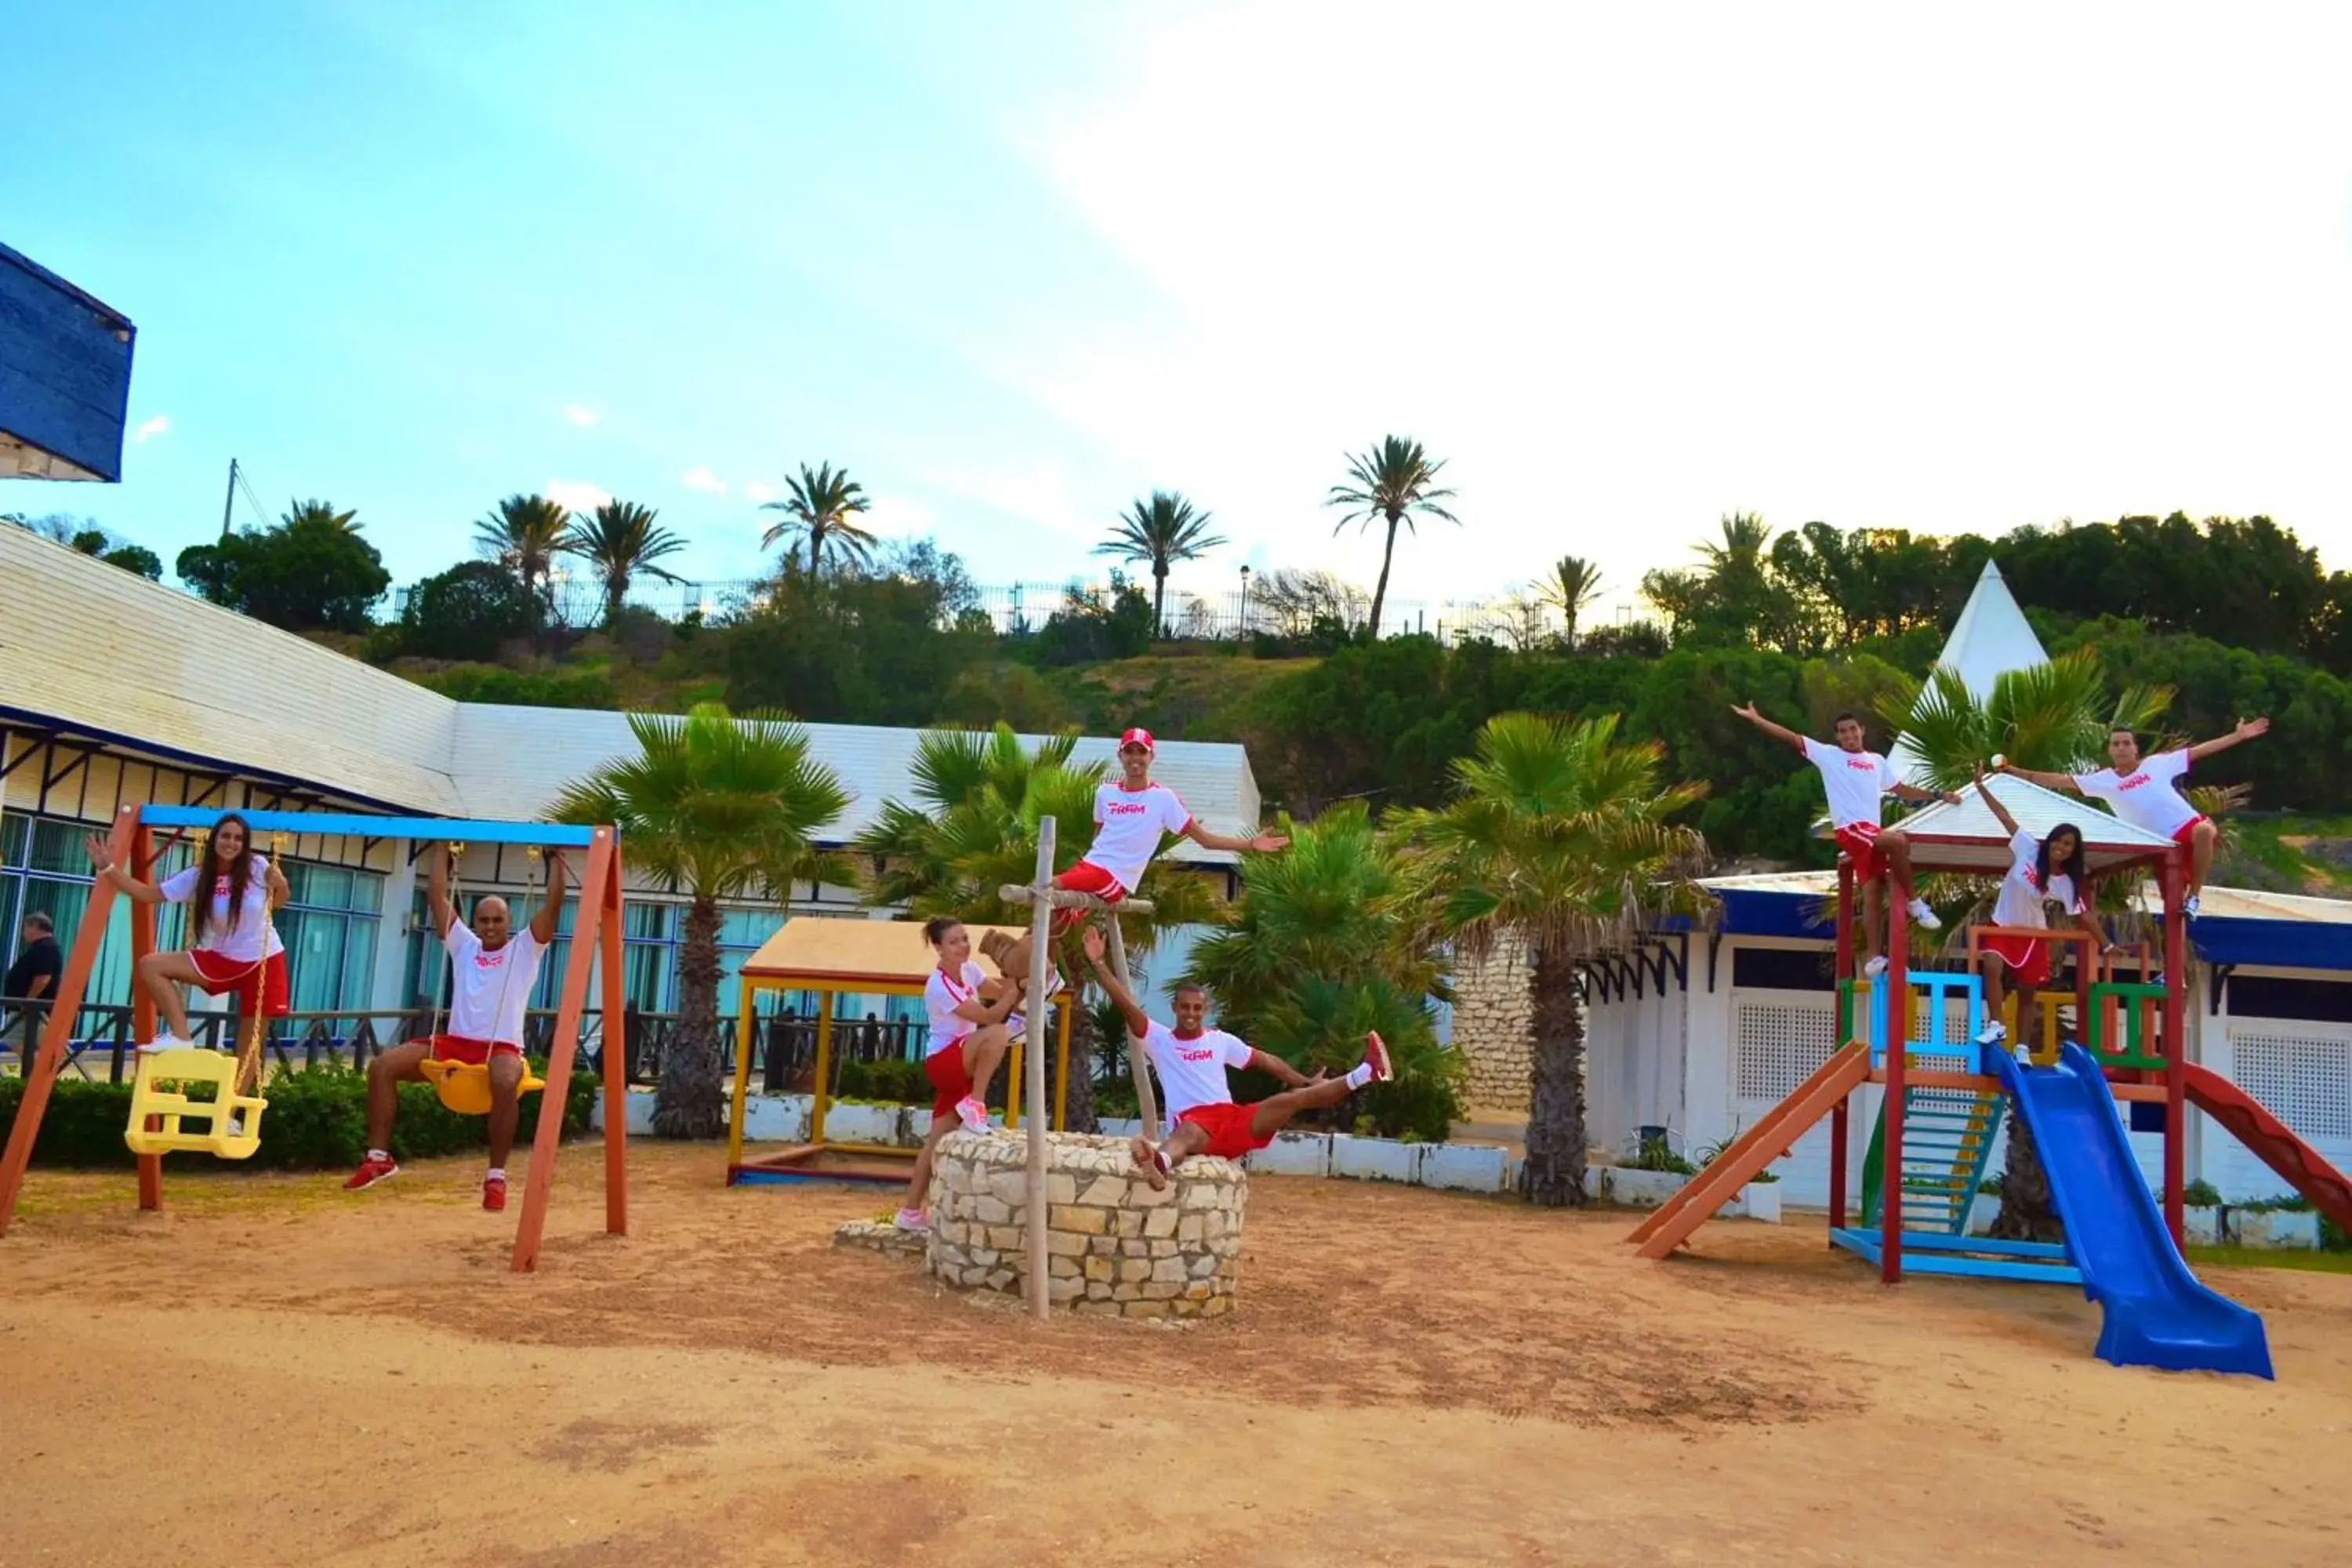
220,457,238,539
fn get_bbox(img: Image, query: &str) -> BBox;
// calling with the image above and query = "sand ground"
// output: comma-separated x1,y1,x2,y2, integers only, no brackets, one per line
2,1142,2349,1567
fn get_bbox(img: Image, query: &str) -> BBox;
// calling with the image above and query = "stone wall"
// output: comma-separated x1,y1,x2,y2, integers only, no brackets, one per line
1452,932,1534,1113
924,1130,1244,1319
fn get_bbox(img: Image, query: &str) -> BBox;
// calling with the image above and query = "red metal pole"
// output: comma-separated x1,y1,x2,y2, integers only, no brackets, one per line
129,822,163,1213
1829,1095,1849,1232
1835,858,1854,982
1882,859,1909,1283
1832,852,1856,1234
2161,849,2187,1248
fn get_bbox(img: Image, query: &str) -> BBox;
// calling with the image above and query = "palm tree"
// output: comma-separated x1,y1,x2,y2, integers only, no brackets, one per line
1094,492,1227,639
553,705,849,1138
284,499,361,534
477,494,573,609
563,500,688,626
1325,435,1458,641
1881,648,2176,1238
854,725,1218,1131
760,462,877,578
1397,713,1711,1206
1543,555,1605,648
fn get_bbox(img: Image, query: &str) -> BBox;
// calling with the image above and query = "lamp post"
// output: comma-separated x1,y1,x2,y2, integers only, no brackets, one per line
1238,564,1251,641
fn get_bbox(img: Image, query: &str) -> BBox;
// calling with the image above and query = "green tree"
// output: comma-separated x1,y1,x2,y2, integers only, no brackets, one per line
475,494,573,612
553,706,849,1138
760,462,876,577
1398,713,1710,1206
396,560,546,662
175,503,391,631
721,542,993,726
564,500,687,626
1326,435,1459,641
1642,513,1809,652
1542,555,1604,649
284,498,361,534
1094,492,1227,639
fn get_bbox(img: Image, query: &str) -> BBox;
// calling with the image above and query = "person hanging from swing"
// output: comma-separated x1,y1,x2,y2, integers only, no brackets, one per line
85,811,290,1051
346,843,568,1210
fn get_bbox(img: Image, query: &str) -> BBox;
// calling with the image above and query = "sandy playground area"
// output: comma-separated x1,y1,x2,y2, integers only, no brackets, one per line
3,1142,2350,1568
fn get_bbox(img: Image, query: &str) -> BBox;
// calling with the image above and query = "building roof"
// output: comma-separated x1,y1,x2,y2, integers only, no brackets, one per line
740,916,1048,989
1889,772,2177,875
1,528,1262,858
1889,561,2049,783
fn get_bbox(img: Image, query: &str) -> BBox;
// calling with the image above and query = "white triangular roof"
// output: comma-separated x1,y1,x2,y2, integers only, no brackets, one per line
1890,773,2176,875
1890,561,2050,783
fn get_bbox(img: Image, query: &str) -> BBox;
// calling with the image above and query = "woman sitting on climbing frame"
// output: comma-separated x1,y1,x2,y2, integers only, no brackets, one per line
85,811,290,1051
1969,765,2107,1063
895,916,1020,1234
345,843,568,1211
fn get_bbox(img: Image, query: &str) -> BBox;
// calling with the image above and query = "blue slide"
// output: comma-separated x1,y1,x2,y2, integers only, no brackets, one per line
1990,1043,2273,1378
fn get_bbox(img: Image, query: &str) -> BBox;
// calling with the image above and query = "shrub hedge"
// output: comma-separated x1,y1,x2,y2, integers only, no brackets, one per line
0,1061,596,1171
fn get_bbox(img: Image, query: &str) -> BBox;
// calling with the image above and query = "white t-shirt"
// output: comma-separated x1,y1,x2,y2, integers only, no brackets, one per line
1992,827,2083,932
1800,738,1899,830
924,960,985,1058
1140,1020,1253,1128
2074,749,2198,838
159,856,284,963
1082,780,1194,892
445,919,547,1047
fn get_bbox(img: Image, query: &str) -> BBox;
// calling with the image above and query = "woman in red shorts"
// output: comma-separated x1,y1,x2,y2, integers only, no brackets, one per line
86,811,289,1050
895,917,1019,1232
1969,767,2107,1062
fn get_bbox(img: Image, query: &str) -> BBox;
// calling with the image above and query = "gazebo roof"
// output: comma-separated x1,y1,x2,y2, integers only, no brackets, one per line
1889,773,2177,876
740,916,1044,990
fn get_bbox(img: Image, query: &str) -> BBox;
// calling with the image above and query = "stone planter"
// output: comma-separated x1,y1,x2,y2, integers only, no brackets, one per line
924,1131,1245,1319
1582,1163,1780,1222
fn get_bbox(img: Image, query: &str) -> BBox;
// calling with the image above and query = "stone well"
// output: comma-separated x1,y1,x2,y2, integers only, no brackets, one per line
925,1130,1245,1319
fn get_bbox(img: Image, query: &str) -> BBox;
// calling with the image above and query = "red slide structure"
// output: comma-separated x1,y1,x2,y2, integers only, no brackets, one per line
2184,1064,2352,1236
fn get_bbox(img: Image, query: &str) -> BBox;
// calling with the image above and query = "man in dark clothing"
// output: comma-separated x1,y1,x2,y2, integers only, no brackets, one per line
4,913,64,1065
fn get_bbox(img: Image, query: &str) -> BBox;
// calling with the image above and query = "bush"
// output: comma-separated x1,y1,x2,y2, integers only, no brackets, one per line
397,560,545,662
2182,1178,2223,1207
0,1061,595,1171
834,1057,927,1105
412,663,619,709
1357,1071,1460,1143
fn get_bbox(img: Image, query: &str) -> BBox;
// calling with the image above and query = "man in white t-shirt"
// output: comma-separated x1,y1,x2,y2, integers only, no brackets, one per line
346,844,569,1211
1081,927,1390,1186
2000,717,2268,918
1731,702,1958,976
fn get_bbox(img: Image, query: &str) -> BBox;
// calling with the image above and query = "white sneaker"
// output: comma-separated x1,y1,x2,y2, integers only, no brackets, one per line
1863,956,1889,978
2012,1042,2034,1066
138,1033,195,1055
1974,1020,2007,1049
954,1095,990,1134
1908,898,1942,931
892,1207,930,1233
2183,894,2201,920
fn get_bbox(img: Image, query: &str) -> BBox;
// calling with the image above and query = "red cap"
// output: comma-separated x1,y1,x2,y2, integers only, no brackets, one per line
1118,727,1156,753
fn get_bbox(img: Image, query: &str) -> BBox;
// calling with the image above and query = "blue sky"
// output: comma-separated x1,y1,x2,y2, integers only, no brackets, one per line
9,3,2352,622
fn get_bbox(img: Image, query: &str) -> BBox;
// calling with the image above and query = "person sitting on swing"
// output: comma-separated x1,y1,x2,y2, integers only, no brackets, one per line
86,811,291,1051
346,844,568,1210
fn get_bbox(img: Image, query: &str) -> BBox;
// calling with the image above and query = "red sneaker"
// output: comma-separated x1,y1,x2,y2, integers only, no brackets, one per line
482,1175,508,1212
1362,1031,1394,1083
343,1153,398,1191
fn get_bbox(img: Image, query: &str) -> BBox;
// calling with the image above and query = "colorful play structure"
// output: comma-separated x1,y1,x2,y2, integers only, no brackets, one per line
1629,776,2352,1377
0,804,631,1272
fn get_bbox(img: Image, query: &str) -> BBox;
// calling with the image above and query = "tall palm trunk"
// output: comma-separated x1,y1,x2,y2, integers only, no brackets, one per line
1521,943,1590,1207
1152,567,1168,641
1988,1109,2063,1242
1366,513,1400,641
604,576,626,627
654,893,727,1137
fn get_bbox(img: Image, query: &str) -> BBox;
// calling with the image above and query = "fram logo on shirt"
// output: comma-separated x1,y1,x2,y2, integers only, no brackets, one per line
474,952,507,971
1105,800,1152,817
1845,757,1878,772
2114,773,2155,792
1177,1046,1216,1063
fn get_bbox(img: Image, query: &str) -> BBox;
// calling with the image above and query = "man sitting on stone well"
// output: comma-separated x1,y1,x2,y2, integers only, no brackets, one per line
1080,927,1389,1187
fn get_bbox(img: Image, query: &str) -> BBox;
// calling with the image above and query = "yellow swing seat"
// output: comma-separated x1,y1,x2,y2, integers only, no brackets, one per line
123,1048,268,1160
417,1054,545,1116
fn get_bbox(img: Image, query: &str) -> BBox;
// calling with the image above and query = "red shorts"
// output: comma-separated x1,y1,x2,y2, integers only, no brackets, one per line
1176,1101,1272,1161
188,949,290,1019
1833,823,1883,880
1051,859,1127,934
1981,933,2053,990
924,1043,974,1120
2172,815,2210,847
423,1033,522,1065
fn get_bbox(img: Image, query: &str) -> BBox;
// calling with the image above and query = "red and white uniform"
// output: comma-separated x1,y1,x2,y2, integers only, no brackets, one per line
1051,778,1195,930
2074,750,2203,844
921,960,986,1118
159,856,289,1018
1982,827,2083,989
1800,737,1900,877
1140,1019,1272,1160
430,917,547,1062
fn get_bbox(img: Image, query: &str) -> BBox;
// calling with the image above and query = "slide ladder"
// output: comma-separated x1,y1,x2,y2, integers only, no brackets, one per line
1861,1083,2005,1236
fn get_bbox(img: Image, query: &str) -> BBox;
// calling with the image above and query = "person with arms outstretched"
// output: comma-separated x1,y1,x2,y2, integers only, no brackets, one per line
86,811,290,1050
2000,718,2266,918
347,844,568,1210
1731,703,1958,976
1969,766,2107,1062
1082,926,1389,1187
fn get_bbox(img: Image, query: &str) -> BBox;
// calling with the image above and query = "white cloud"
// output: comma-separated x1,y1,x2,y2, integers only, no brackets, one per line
546,479,612,514
133,415,170,445
742,481,775,503
681,464,727,494
920,463,1091,544
865,494,939,535
562,405,600,427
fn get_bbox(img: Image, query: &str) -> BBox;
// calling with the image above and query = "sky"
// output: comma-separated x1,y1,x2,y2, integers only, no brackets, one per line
8,2,2352,626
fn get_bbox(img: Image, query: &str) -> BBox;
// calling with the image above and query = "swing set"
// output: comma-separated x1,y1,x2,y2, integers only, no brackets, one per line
0,804,630,1272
